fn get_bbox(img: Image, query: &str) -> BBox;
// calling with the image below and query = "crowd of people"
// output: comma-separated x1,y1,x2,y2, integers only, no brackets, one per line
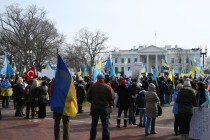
0,75,53,119
74,73,210,140
1,73,210,140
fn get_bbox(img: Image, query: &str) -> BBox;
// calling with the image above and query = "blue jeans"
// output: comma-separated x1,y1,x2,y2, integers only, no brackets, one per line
2,96,10,108
128,104,136,124
90,106,110,140
164,94,171,104
139,109,146,125
145,117,156,134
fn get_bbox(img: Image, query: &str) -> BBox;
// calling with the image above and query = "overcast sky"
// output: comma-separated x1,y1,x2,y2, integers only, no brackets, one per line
1,0,210,56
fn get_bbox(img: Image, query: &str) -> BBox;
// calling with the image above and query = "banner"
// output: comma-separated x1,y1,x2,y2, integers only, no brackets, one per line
189,107,210,140
131,62,143,79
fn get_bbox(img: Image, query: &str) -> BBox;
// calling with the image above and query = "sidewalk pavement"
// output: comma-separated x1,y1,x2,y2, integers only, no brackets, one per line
0,101,180,140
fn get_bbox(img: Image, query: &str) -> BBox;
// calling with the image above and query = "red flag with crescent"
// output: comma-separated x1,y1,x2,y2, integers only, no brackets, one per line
24,66,37,80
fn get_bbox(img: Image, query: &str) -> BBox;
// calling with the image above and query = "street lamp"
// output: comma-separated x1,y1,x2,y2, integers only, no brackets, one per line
27,50,33,67
200,45,208,68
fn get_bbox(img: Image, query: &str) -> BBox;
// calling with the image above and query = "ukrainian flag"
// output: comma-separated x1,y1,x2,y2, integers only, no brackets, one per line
45,63,52,70
50,54,78,117
161,54,172,70
141,64,146,73
77,68,82,76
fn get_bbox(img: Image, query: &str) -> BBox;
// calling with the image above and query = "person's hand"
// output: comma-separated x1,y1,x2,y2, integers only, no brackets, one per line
199,106,203,111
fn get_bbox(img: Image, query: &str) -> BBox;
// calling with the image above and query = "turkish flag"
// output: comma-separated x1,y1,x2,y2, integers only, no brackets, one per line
24,66,37,80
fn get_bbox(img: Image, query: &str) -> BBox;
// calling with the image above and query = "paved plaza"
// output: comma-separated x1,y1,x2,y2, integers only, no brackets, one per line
0,100,181,140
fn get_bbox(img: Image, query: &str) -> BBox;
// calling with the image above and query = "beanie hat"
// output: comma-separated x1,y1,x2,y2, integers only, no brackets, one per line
183,80,191,87
121,80,127,85
97,74,105,79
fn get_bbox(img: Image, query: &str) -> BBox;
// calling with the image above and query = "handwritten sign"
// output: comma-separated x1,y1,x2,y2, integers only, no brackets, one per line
189,107,210,140
131,62,143,79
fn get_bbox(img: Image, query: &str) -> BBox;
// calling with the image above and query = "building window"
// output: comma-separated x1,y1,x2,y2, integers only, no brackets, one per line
121,67,124,72
115,58,117,63
171,58,174,64
115,67,118,72
186,58,189,63
121,58,124,63
128,58,131,63
179,58,181,63
128,67,130,71
134,58,137,62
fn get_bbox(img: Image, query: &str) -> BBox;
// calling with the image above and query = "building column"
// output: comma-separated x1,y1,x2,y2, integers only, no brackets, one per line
147,55,149,72
139,55,141,62
156,55,158,70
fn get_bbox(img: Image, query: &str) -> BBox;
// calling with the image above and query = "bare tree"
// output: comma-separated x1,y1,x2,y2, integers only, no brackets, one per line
73,28,108,67
63,43,88,70
0,4,64,71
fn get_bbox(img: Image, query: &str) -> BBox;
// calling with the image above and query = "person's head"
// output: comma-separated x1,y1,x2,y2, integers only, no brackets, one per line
148,83,156,92
132,78,137,85
176,83,183,91
183,79,191,87
121,79,127,86
97,74,105,83
32,79,38,88
196,81,205,90
78,76,83,84
16,77,23,84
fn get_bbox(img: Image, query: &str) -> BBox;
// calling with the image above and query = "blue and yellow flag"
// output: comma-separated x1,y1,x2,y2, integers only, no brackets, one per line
50,54,78,117
77,68,82,76
141,64,146,73
161,54,172,70
45,63,52,70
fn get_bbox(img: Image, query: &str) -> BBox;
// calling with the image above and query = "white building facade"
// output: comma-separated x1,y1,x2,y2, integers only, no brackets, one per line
111,45,201,74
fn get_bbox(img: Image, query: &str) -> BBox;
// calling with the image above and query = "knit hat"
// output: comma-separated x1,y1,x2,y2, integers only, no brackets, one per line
121,80,127,85
148,83,156,92
97,74,105,79
183,80,191,87
78,76,83,81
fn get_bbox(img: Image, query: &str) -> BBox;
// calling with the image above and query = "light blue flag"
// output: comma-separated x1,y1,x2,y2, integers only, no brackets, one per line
91,68,99,81
105,55,112,71
1,55,14,78
152,69,157,80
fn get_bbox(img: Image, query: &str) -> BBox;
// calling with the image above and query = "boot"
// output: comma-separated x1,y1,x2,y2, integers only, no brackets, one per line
117,118,121,128
124,119,128,127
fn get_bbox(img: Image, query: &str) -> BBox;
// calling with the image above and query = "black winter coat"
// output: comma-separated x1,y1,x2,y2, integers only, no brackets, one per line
117,85,131,108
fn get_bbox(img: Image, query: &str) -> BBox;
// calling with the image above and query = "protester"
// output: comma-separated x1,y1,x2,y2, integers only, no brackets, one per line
145,83,160,136
176,79,197,140
24,79,38,119
172,83,183,136
116,79,131,128
135,90,146,127
14,77,25,117
36,80,49,119
0,78,12,108
110,76,119,112
196,81,210,109
76,76,86,113
128,78,141,125
87,74,115,140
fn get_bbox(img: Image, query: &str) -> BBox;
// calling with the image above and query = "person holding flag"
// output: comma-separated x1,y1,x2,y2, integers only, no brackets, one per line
51,52,78,140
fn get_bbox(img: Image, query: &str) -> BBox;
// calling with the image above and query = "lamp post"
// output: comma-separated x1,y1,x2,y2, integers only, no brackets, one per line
27,50,33,67
200,46,208,68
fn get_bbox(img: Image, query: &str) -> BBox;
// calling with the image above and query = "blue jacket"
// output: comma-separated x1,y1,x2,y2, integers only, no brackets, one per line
172,89,178,114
